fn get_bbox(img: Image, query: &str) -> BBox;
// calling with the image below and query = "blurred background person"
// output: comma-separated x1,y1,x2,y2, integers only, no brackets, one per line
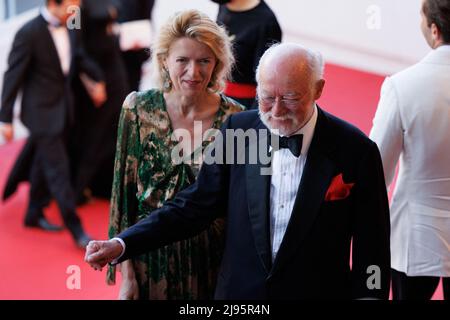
370,0,450,300
117,0,155,92
212,0,282,109
71,0,129,204
0,0,106,248
107,9,244,299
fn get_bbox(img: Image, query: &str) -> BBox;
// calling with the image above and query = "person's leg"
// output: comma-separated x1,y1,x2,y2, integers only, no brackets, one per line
34,135,91,246
25,145,64,231
73,104,117,202
391,268,440,300
25,151,50,224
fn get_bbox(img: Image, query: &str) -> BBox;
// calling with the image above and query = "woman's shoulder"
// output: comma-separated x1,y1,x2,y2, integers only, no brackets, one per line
122,89,165,112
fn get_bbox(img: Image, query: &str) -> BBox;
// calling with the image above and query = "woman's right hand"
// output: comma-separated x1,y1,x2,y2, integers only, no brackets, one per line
118,261,139,300
118,277,139,300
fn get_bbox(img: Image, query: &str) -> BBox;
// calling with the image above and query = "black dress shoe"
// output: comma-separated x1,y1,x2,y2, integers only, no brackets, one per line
25,217,64,232
68,224,93,249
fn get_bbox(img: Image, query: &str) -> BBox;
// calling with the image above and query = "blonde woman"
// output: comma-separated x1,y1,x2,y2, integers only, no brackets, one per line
107,10,244,300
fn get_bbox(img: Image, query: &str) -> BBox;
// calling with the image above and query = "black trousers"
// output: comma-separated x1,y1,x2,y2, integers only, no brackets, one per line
26,134,83,236
391,268,450,300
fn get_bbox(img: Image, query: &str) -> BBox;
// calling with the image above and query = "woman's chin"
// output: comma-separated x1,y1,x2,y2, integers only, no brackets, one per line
180,82,206,92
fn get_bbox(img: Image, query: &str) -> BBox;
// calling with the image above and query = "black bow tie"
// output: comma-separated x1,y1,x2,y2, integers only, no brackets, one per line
271,134,304,157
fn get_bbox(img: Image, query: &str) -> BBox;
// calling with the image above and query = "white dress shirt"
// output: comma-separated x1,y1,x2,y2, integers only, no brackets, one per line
41,7,71,76
110,237,126,265
270,104,318,262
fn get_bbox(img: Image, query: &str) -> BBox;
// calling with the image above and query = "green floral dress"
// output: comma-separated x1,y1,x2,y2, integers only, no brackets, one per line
107,89,244,300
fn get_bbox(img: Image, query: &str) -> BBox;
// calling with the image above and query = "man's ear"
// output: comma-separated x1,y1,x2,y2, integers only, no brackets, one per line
314,79,325,100
431,23,443,46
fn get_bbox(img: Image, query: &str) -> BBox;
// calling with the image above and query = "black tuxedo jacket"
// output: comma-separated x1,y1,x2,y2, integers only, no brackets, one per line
117,0,155,22
0,14,103,136
118,108,391,300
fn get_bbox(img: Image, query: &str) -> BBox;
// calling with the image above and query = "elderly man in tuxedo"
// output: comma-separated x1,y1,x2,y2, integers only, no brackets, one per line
0,0,106,248
370,0,450,300
85,42,391,299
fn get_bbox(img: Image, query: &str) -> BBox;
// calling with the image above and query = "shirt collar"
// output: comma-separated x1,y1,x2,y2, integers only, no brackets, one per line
435,44,450,53
41,6,62,28
293,103,318,156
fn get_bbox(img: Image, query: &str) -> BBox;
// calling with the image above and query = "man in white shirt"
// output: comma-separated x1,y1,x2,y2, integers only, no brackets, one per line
370,0,450,300
0,0,106,248
85,42,391,299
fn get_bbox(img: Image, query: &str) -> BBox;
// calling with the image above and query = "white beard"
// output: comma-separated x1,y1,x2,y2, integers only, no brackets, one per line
258,109,300,136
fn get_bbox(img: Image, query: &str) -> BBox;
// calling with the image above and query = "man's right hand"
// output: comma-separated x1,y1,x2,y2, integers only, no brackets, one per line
80,73,107,108
0,123,13,143
85,239,124,271
90,82,107,108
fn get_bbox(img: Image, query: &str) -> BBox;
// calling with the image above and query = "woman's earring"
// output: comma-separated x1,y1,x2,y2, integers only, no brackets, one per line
207,76,216,89
163,69,172,91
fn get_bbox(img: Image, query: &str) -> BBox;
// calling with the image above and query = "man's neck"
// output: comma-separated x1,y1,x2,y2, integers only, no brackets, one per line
226,0,260,12
433,41,447,49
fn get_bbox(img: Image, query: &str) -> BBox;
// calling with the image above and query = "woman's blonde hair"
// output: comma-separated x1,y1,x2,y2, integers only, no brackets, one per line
151,9,234,92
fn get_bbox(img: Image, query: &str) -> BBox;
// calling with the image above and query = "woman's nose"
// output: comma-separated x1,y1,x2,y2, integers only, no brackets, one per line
187,61,200,77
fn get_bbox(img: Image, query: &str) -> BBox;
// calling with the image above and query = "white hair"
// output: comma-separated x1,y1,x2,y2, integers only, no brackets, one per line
255,43,324,84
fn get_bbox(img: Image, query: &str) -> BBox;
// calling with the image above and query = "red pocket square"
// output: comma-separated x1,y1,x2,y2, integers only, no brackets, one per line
325,173,355,201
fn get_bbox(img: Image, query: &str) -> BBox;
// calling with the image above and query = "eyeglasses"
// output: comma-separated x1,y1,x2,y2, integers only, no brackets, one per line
258,95,302,108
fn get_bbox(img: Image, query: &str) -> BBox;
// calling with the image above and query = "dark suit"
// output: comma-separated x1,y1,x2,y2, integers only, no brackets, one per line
71,0,128,200
0,15,103,136
0,14,103,236
117,0,154,91
117,108,391,299
117,0,154,22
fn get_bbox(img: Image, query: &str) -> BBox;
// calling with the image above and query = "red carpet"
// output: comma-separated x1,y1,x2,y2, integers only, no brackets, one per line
319,64,385,135
0,140,120,300
0,63,443,299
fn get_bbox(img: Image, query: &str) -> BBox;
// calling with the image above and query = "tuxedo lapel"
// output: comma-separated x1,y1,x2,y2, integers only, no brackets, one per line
245,120,272,273
38,15,65,78
270,108,337,276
